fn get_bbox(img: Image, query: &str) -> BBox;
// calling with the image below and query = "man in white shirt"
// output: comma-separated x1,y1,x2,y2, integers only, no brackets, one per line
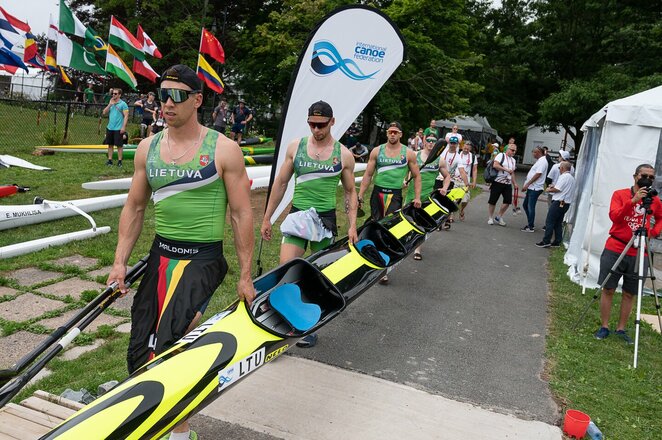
458,140,477,221
520,146,548,232
445,124,463,144
487,143,518,226
536,162,575,248
545,150,575,205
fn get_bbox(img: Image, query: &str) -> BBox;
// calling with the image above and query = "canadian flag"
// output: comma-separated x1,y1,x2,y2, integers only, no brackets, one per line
133,57,159,83
136,24,162,58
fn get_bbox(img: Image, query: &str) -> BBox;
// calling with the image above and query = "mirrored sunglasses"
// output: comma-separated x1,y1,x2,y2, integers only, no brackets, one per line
426,137,436,142
308,120,331,129
157,88,200,103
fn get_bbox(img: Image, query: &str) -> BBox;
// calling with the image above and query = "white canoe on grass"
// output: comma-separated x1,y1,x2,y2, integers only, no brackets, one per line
0,194,127,231
0,227,111,259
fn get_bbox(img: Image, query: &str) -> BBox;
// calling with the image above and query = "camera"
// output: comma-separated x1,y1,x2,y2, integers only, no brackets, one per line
642,187,658,206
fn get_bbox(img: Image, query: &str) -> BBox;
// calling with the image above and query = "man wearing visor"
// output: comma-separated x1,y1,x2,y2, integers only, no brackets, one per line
107,64,256,440
261,100,358,348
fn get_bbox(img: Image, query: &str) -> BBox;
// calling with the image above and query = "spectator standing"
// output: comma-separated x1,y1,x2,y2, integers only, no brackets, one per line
458,140,478,221
542,146,554,181
444,124,463,144
487,142,518,226
212,99,228,134
138,92,158,138
520,146,548,232
230,99,253,145
84,83,95,104
536,162,575,248
102,88,129,167
423,119,439,138
593,164,662,343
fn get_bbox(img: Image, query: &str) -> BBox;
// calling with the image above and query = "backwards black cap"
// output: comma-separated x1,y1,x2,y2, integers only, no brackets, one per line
161,64,202,91
388,121,402,132
308,100,333,118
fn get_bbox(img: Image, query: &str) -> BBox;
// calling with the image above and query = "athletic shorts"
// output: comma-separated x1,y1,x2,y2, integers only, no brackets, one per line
231,122,245,134
127,235,228,373
597,248,647,295
104,129,124,147
282,235,334,252
488,181,512,205
370,186,402,221
213,125,227,134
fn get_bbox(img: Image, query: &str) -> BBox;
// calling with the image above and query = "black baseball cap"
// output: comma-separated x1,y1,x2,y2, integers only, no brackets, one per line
161,64,202,91
308,101,333,118
387,121,402,132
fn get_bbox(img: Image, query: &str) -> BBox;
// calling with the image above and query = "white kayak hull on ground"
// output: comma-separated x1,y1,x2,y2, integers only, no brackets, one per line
0,194,127,231
0,227,111,259
0,155,51,171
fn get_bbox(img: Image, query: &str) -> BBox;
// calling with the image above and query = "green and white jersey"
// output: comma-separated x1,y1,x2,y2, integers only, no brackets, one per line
406,151,440,203
146,130,227,242
292,137,342,212
373,143,408,190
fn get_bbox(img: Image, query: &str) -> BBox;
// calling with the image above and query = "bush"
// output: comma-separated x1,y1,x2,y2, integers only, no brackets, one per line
43,126,66,146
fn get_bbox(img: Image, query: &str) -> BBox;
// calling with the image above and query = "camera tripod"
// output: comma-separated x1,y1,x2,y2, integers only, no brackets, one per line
575,205,662,368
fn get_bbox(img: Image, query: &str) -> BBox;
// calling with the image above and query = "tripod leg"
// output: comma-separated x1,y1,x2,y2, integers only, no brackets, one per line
633,234,648,369
643,237,662,333
573,236,637,330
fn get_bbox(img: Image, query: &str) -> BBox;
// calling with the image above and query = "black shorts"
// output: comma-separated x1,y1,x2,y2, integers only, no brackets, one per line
597,248,647,295
104,129,124,147
127,235,228,373
370,186,402,221
488,181,513,205
231,122,245,134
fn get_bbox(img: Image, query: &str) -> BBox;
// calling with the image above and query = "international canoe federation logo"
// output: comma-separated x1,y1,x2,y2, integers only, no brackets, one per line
310,40,384,81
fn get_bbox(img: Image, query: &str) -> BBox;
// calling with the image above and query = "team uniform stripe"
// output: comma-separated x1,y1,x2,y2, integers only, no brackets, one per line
295,169,342,184
153,173,219,204
377,163,407,173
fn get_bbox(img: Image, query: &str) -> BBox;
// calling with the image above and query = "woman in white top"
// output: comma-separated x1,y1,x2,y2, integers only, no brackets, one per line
487,143,518,226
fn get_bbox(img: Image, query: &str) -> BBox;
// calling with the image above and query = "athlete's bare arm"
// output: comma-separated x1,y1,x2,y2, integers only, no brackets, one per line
438,159,451,195
260,140,298,241
357,147,379,203
407,149,422,208
339,145,358,243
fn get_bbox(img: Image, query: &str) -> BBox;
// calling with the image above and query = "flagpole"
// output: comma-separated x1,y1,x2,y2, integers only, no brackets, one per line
105,16,113,71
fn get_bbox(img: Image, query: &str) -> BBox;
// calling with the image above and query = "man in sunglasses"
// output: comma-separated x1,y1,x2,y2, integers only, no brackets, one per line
102,88,129,167
593,164,662,344
107,64,256,440
358,121,421,283
261,100,358,347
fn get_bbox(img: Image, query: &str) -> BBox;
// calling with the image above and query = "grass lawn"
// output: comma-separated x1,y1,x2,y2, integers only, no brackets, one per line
546,249,662,439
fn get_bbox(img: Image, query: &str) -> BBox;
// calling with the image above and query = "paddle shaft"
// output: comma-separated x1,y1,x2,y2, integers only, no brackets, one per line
0,256,148,390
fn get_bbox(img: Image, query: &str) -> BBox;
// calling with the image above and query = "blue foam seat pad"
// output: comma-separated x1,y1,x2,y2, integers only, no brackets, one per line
355,239,390,266
268,283,321,332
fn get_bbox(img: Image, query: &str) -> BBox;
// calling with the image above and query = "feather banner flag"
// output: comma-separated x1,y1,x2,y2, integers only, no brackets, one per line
136,24,161,58
109,16,144,61
196,54,224,93
132,57,159,83
199,28,225,64
105,45,137,89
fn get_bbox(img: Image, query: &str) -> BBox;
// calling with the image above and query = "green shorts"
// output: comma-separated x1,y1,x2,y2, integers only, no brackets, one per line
282,235,334,252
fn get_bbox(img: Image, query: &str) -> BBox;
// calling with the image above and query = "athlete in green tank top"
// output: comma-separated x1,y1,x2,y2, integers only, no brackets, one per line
405,149,441,204
146,130,228,242
373,143,410,189
292,136,343,212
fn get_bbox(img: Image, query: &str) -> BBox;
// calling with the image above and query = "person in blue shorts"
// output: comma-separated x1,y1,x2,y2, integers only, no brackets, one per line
230,99,253,145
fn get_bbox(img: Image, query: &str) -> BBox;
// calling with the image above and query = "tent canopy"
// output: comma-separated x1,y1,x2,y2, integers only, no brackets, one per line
434,114,501,145
565,85,662,288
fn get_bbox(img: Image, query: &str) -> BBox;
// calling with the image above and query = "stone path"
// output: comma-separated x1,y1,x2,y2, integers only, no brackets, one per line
0,255,132,373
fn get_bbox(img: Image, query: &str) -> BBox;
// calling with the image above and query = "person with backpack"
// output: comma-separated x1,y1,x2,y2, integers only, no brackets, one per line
487,143,518,226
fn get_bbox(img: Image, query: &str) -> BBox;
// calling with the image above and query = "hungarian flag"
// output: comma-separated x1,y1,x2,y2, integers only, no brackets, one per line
132,57,159,83
105,45,137,89
57,32,105,75
136,24,161,58
197,54,224,93
109,16,144,61
200,28,225,64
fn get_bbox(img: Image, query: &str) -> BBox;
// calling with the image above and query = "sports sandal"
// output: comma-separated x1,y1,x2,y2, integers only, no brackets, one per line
413,252,422,261
442,222,451,230
459,212,465,221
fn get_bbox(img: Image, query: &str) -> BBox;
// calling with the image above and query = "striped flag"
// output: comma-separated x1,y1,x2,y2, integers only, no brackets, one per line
45,47,58,72
108,16,144,61
133,57,159,83
196,54,224,93
105,45,137,89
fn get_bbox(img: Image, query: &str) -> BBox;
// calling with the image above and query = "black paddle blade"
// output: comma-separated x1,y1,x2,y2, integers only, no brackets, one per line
425,139,447,167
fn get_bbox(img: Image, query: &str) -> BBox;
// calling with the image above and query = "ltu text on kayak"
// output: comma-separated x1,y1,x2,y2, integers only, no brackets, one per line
4,209,42,219
148,168,203,179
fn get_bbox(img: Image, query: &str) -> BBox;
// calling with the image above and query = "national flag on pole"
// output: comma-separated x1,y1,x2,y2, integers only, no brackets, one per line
48,15,59,41
105,45,137,89
196,54,224,93
132,57,159,83
59,66,72,85
109,16,144,61
136,24,161,58
200,28,225,64
0,33,28,72
57,32,105,75
0,64,18,74
24,33,46,70
45,47,58,72
58,0,106,55
0,6,30,58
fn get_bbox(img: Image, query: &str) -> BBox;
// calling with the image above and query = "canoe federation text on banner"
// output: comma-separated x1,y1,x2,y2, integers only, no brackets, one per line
311,39,388,80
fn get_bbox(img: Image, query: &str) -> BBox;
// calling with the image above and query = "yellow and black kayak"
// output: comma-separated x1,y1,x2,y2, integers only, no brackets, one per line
41,190,459,440
244,154,274,166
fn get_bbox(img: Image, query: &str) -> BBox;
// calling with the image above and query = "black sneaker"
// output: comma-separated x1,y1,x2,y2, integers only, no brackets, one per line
296,333,318,348
520,226,535,233
535,241,551,248
117,160,122,167
550,243,561,248
594,327,610,340
106,160,113,166
614,330,634,345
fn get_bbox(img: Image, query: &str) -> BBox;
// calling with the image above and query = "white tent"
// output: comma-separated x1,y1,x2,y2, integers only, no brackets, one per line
564,85,662,288
434,114,502,146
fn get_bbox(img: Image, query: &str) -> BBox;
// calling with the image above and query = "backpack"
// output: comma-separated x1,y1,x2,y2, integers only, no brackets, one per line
484,154,506,184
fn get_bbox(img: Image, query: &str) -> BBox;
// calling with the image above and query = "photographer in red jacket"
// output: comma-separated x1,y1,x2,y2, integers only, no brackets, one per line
594,164,662,343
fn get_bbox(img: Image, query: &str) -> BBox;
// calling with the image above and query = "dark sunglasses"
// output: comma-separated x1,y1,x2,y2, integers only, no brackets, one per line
387,130,401,135
426,137,436,142
639,174,655,180
308,120,331,129
111,92,119,95
157,88,200,103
